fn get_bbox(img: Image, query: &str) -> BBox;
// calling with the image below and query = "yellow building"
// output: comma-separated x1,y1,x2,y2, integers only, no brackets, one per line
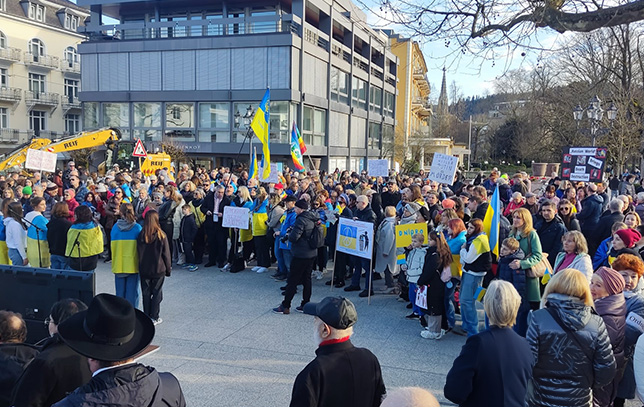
388,33,431,166
0,0,88,152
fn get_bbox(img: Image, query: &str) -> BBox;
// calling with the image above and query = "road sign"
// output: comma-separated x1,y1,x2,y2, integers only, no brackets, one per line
132,139,147,157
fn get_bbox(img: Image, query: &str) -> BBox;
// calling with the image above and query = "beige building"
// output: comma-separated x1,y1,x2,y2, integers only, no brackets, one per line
0,0,88,152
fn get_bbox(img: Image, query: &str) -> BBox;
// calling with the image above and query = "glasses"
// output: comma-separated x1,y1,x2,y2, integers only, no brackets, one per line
115,191,123,194
560,207,571,211
44,316,52,326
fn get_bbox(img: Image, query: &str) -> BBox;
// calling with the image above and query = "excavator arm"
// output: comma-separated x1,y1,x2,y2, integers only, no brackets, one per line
41,128,121,154
0,139,53,172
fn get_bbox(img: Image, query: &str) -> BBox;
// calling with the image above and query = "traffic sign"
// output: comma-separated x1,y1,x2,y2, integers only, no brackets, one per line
132,139,147,157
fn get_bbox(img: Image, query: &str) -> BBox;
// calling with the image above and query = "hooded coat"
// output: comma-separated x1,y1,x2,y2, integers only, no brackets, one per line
110,219,142,274
374,216,396,273
526,293,616,407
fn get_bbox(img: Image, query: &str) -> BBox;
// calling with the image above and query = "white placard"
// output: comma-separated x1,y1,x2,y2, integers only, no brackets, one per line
570,173,590,182
25,149,57,172
428,153,458,185
368,159,389,177
335,217,374,260
574,166,587,174
259,163,279,183
569,147,597,156
222,206,250,229
588,156,604,169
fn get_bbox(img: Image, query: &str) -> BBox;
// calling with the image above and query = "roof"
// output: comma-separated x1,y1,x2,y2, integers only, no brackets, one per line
1,0,89,32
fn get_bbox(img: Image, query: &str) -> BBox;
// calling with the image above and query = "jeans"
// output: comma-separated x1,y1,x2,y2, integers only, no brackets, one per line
282,256,315,309
274,238,286,275
444,278,458,328
350,256,372,290
141,276,164,320
50,254,69,270
115,273,140,309
460,273,483,336
282,249,293,274
408,282,423,315
8,248,23,266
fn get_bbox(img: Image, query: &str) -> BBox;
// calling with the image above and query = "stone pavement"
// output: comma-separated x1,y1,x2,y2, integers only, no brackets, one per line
94,261,466,406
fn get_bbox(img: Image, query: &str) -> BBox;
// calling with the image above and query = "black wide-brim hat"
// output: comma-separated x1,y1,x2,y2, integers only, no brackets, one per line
58,293,155,362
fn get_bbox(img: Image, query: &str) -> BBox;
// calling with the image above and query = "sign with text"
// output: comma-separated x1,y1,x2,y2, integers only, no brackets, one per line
25,149,57,173
561,146,607,183
335,217,374,260
259,163,279,183
428,153,458,185
395,222,428,248
368,159,389,177
222,206,250,229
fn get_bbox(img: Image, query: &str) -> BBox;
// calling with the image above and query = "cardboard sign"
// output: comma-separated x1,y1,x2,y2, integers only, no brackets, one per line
259,163,279,183
428,153,458,185
395,223,428,248
222,206,250,229
561,146,607,182
25,149,57,172
335,217,374,260
368,159,389,177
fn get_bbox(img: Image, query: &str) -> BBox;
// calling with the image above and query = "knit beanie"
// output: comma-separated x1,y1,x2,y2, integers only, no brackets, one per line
441,199,455,209
616,228,642,248
595,267,626,296
295,199,309,210
22,186,32,195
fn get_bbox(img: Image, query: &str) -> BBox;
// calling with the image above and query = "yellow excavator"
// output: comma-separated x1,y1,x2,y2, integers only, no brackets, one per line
0,128,173,177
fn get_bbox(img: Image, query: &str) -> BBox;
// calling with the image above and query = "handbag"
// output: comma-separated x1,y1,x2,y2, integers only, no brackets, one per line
524,233,552,278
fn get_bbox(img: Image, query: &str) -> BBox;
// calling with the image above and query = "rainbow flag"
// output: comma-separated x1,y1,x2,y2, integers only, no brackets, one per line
290,122,306,172
482,187,500,258
249,147,258,180
250,89,271,179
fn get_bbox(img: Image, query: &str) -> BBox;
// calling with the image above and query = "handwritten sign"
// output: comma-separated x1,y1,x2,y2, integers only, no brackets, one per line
368,159,389,177
222,206,250,229
259,163,279,184
561,146,607,182
335,217,374,259
25,149,57,172
428,153,458,185
395,223,428,248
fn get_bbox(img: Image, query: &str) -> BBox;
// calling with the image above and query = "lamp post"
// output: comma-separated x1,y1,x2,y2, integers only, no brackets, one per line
573,95,618,146
233,104,255,167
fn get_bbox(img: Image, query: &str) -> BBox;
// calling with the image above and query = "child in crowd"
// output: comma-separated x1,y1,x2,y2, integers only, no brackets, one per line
179,204,198,272
608,228,641,266
404,233,427,320
497,237,529,336
418,231,451,340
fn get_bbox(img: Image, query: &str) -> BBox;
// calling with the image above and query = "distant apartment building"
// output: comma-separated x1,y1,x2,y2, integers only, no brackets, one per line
75,0,398,171
0,0,88,152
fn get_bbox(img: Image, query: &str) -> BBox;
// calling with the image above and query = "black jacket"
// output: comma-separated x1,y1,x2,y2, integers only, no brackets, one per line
200,193,231,229
445,326,533,407
0,343,39,407
534,215,567,263
595,211,625,245
355,204,376,224
472,202,489,221
290,340,385,407
416,247,445,316
576,194,604,235
380,191,401,209
289,210,320,259
53,363,185,407
179,213,197,243
47,216,72,257
137,234,172,279
12,334,91,407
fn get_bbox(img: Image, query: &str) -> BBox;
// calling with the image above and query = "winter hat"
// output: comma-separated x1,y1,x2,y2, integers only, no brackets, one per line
441,198,455,209
595,267,626,296
339,193,350,205
616,228,642,248
46,182,58,191
22,186,32,195
295,199,309,210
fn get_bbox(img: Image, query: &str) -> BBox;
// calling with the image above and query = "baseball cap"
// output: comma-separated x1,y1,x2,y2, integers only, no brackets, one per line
303,297,358,330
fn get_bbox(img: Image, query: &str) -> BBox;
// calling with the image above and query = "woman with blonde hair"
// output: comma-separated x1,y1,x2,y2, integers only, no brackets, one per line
552,231,593,281
509,207,544,336
526,268,616,407
624,211,642,229
111,202,142,307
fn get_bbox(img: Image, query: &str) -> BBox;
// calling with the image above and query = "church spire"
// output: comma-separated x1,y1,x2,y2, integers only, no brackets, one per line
437,67,448,116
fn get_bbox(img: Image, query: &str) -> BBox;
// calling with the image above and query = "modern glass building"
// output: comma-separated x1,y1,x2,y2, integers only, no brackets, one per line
77,0,398,171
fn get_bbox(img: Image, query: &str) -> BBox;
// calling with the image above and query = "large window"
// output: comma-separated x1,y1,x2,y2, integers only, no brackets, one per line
103,103,130,139
0,108,7,128
269,101,290,143
382,124,394,158
64,79,78,101
369,87,382,114
198,102,230,143
28,39,45,59
29,110,46,134
28,73,45,94
232,102,259,143
64,47,78,66
83,102,99,129
133,103,161,141
384,91,395,118
165,103,195,142
65,114,80,134
330,66,350,105
351,77,367,110
302,106,326,146
368,122,381,149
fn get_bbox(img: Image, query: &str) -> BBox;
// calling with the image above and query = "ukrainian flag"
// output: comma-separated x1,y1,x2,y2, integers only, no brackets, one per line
290,122,306,172
26,213,50,267
249,147,258,179
483,187,500,258
66,222,104,259
339,224,357,250
110,223,142,274
0,215,9,265
251,88,271,179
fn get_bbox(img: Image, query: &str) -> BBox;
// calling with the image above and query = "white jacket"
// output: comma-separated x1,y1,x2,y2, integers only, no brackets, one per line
405,247,426,284
4,217,26,259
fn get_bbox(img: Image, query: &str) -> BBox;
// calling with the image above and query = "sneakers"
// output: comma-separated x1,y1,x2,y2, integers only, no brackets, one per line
181,264,190,269
313,270,324,280
187,265,198,272
256,267,268,273
344,285,361,292
153,318,163,326
420,330,438,339
272,305,290,314
405,313,420,319
221,263,231,272
295,305,304,313
252,266,260,272
359,290,374,298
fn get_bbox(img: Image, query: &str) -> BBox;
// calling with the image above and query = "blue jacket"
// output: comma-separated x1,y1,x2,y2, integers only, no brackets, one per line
447,230,466,254
593,236,612,269
445,326,533,407
279,208,297,250
498,249,527,300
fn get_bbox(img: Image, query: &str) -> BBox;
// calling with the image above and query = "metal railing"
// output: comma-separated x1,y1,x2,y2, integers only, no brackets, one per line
62,96,81,109
0,47,21,62
61,60,81,73
25,91,60,106
23,52,60,69
0,87,21,102
0,128,19,143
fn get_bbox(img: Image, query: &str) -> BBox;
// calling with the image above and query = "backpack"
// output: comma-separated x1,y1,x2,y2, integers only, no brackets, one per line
308,221,325,249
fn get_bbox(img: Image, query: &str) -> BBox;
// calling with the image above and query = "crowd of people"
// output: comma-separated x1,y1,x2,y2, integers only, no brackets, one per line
2,161,644,406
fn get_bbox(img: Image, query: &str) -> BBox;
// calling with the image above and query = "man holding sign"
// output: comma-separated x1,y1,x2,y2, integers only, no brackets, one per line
344,195,377,298
201,185,230,268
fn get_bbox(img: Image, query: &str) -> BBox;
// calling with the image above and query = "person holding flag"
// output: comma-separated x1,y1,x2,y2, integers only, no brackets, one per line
290,122,306,172
250,89,271,180
249,147,259,180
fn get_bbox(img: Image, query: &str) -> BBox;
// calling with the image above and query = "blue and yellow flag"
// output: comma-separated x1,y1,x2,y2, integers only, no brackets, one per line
482,187,500,258
249,147,258,180
250,88,271,179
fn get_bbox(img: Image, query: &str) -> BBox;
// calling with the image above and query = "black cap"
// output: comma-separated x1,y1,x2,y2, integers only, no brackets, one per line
295,199,309,210
283,194,297,202
303,297,358,330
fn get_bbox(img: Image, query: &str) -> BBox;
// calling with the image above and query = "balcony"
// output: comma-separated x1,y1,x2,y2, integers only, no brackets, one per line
25,91,60,108
28,130,57,139
385,73,396,88
62,95,81,111
304,27,329,51
0,87,22,103
0,47,21,63
412,97,431,117
23,52,60,70
61,60,81,74
413,68,425,79
0,129,19,143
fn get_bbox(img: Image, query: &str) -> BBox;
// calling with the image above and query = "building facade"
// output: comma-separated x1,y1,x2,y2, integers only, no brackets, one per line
76,0,397,171
0,0,88,151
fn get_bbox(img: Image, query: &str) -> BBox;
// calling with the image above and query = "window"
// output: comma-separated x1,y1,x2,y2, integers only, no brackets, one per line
0,68,7,88
28,38,45,60
83,102,99,129
232,102,259,142
368,122,381,149
64,79,78,101
0,108,7,129
29,73,45,94
64,47,78,66
0,0,6,12
269,101,290,143
64,14,79,30
0,31,6,49
369,86,382,114
65,114,80,134
28,3,45,22
198,102,229,143
351,77,367,110
384,91,395,118
330,66,349,105
382,124,394,158
165,103,195,142
29,110,46,134
133,103,161,141
302,106,326,146
103,103,130,139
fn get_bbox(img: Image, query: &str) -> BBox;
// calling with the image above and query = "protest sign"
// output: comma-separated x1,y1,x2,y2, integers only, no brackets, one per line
336,217,374,260
428,153,458,185
561,146,607,182
222,206,250,229
260,163,279,183
368,159,389,177
395,223,427,248
25,149,57,172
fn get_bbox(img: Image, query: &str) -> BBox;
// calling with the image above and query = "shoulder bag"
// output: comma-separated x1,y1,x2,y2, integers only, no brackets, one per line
524,232,552,278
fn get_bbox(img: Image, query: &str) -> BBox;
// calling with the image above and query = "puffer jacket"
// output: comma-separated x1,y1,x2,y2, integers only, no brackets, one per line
593,293,627,407
616,279,644,399
405,246,427,284
526,293,616,407
288,210,319,259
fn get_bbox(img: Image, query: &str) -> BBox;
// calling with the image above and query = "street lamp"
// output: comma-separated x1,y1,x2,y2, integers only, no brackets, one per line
573,95,617,146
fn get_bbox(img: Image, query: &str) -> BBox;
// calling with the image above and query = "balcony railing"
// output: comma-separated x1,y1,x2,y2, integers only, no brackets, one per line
0,47,21,63
61,60,81,73
0,129,20,143
0,87,22,102
25,91,60,106
23,52,60,69
62,95,81,110
304,27,329,51
28,130,57,139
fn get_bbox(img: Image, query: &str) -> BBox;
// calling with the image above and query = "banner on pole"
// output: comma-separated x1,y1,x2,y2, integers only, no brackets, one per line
335,217,374,259
222,206,250,229
395,223,427,248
